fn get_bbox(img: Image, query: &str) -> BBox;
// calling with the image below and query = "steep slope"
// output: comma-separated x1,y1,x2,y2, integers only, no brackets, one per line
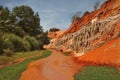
63,0,120,36
46,0,120,58
77,37,120,67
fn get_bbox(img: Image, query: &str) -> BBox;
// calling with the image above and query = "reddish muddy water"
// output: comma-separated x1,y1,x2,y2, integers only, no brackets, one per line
20,50,81,80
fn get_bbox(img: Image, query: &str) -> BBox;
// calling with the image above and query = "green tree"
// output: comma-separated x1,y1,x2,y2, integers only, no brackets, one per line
36,31,50,49
0,6,26,37
94,1,100,10
0,6,10,26
83,11,89,16
13,5,43,36
71,11,81,22
23,35,39,50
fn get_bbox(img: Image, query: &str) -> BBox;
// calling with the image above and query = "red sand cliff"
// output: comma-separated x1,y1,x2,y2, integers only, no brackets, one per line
45,0,120,67
75,37,120,68
74,0,120,68
61,0,120,37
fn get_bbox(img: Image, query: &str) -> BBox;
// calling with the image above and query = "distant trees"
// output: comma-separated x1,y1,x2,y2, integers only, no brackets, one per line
49,27,60,32
71,11,81,22
0,5,49,55
38,32,50,49
0,6,15,28
83,11,90,16
0,5,43,37
94,1,100,10
71,1,99,22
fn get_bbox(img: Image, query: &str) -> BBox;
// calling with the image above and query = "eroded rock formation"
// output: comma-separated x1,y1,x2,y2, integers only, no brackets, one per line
46,0,120,57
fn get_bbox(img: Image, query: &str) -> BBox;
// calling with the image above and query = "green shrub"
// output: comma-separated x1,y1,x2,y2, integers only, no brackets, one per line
1,33,31,54
0,33,39,55
1,33,14,52
3,48,13,57
0,31,4,54
12,36,31,52
63,52,71,56
23,36,39,50
1,25,26,37
38,32,50,49
22,40,31,51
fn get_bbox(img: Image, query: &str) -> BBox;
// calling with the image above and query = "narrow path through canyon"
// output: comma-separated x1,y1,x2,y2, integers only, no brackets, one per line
19,38,120,80
19,50,81,80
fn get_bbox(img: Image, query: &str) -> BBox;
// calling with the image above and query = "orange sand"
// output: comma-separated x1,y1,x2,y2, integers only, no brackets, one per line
77,38,120,68
19,50,81,80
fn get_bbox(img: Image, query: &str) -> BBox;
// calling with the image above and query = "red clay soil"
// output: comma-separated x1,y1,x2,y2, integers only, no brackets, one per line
76,37,120,68
60,0,120,37
19,50,81,80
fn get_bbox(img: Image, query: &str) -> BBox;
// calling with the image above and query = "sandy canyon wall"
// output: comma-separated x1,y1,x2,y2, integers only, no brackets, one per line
45,0,120,57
